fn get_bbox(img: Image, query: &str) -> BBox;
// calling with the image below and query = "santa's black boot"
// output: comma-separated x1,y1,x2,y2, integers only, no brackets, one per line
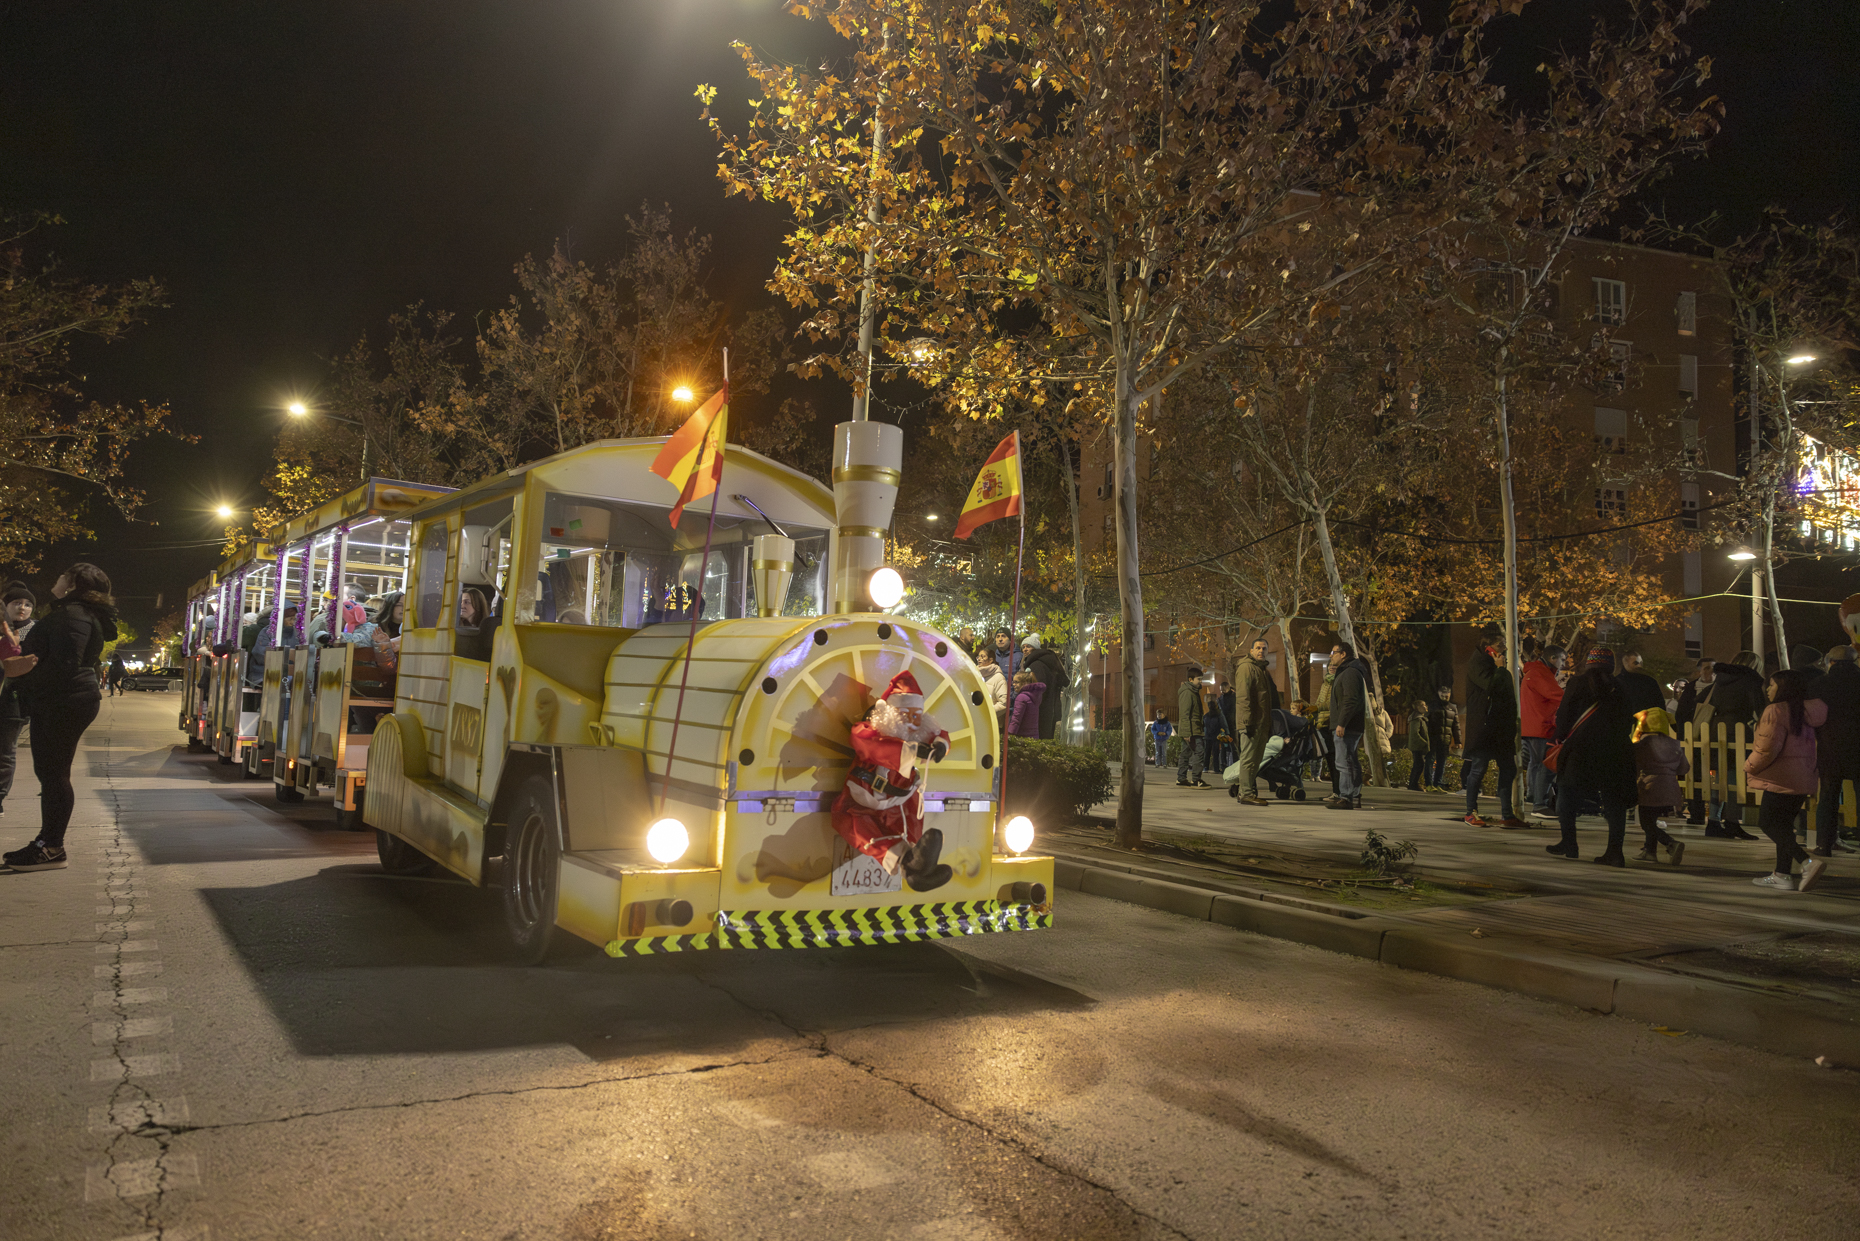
903,829,952,892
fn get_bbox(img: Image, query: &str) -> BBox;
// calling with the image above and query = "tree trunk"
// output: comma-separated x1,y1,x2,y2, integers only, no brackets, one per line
1495,366,1525,808
1059,435,1088,743
1277,614,1298,700
1309,500,1388,785
1113,372,1148,847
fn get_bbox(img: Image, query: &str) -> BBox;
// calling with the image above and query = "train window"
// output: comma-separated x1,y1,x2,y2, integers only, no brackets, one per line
455,498,513,659
415,522,448,629
530,492,827,627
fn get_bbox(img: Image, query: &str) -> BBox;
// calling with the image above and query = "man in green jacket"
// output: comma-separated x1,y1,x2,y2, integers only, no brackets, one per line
1232,638,1279,806
1175,667,1209,787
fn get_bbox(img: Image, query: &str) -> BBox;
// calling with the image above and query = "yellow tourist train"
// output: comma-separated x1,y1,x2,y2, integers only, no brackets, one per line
187,422,1051,961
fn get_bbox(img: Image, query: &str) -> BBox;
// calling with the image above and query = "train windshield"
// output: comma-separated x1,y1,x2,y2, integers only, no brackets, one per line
528,492,827,627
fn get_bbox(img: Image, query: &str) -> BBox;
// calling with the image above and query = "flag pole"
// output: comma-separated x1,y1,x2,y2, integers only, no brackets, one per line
660,349,729,815
998,430,1025,838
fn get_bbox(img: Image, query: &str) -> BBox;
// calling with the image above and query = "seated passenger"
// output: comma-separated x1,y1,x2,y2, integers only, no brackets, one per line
456,586,494,661
331,591,403,672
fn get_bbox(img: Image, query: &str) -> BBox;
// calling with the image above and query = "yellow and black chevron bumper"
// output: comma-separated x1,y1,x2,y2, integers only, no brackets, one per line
602,899,1052,957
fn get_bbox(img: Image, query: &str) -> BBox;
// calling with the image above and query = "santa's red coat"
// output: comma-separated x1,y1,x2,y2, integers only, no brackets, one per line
831,718,949,864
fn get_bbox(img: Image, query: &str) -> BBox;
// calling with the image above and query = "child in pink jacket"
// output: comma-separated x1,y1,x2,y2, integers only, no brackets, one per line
1744,668,1829,892
1631,709,1686,865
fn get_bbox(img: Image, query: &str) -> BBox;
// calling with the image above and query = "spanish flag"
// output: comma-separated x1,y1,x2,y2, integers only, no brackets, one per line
650,384,729,528
953,430,1023,539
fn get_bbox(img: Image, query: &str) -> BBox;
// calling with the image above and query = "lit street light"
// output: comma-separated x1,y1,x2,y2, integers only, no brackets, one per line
672,385,695,404
1787,354,1818,365
287,400,309,417
1727,549,1757,561
215,504,235,520
285,398,370,481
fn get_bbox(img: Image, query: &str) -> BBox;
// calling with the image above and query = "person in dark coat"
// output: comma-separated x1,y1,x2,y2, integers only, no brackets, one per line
1617,651,1665,716
1,563,118,872
0,581,36,815
1462,636,1522,827
1807,644,1860,857
1698,651,1765,839
1326,642,1369,811
1020,635,1068,740
1547,646,1638,866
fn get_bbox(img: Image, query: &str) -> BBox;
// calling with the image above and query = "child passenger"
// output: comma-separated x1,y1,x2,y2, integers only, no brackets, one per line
1631,708,1687,865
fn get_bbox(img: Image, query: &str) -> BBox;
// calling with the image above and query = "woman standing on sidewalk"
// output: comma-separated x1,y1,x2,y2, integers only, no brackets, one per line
1547,647,1637,866
1745,668,1830,892
0,563,117,872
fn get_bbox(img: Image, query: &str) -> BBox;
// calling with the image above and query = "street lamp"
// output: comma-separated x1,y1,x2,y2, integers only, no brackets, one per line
286,399,370,482
1726,548,1757,561
215,504,235,520
1787,354,1818,366
672,385,695,404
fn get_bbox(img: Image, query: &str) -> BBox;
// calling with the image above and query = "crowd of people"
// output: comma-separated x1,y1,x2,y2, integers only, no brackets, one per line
1133,623,1853,893
952,626,1073,742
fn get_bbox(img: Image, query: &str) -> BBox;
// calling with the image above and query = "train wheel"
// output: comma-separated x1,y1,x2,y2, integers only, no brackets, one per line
275,780,304,804
502,776,562,965
376,830,434,877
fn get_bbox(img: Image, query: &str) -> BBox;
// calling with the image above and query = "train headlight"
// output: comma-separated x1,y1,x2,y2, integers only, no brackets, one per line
868,566,905,609
1004,815,1035,854
646,817,689,864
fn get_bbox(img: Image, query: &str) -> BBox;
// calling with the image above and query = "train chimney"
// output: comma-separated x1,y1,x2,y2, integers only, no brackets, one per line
751,534,795,617
829,420,903,613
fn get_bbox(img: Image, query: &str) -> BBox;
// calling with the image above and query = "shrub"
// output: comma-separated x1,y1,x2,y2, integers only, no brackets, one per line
1002,736,1114,823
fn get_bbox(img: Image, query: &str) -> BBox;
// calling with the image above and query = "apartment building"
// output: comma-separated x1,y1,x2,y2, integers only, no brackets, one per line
1079,236,1754,731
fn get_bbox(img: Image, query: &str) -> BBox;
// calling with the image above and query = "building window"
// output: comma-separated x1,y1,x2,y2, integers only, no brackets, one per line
1679,353,1698,396
1594,406,1628,454
1681,483,1700,530
1676,290,1696,336
1593,277,1626,326
1681,418,1701,467
1595,485,1628,517
1098,460,1113,499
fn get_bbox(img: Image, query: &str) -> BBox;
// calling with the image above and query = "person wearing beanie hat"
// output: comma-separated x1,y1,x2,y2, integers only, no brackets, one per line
1584,646,1615,672
1630,708,1686,865
1020,634,1068,739
2,581,34,608
1807,645,1860,857
1790,644,1825,675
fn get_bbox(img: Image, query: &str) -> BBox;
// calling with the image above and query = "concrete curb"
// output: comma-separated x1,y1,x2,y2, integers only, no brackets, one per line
1053,855,1860,1064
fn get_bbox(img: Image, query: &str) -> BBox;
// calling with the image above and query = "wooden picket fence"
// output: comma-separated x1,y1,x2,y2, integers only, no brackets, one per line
1676,722,1859,828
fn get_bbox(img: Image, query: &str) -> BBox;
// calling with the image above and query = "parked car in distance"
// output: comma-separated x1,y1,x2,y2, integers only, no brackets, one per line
122,667,185,692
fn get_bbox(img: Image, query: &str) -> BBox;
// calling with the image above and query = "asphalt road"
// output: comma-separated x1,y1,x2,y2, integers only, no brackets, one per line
4,694,1856,1240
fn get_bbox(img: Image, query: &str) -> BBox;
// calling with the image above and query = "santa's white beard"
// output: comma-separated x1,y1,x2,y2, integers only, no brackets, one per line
869,698,943,746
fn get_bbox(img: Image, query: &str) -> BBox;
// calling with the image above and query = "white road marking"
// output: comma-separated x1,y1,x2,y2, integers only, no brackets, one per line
911,1219,1006,1241
92,987,167,1006
84,1154,200,1200
90,1053,181,1081
803,1151,903,1189
95,903,153,914
110,1229,211,1241
93,961,163,979
96,940,160,953
96,920,156,933
89,1095,190,1133
91,1016,174,1044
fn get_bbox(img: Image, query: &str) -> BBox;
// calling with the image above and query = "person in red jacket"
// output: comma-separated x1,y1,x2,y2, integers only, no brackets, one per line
830,670,954,892
1520,644,1566,820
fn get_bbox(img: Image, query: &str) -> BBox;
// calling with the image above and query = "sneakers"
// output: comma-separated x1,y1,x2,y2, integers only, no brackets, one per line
1192,779,1214,789
1496,816,1530,830
1752,872,1798,891
4,840,67,871
1462,813,1486,827
1798,856,1828,892
1592,851,1626,868
1532,810,1558,822
1238,793,1268,807
1634,845,1658,861
1664,841,1685,866
1323,796,1354,811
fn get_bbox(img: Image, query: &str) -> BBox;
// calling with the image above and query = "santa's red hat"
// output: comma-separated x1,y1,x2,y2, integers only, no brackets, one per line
880,670,924,709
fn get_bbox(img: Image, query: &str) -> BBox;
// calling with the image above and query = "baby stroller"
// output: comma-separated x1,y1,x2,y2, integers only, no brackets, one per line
1259,708,1318,801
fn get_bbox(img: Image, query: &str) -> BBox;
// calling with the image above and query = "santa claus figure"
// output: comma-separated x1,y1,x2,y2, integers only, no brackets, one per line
831,670,954,892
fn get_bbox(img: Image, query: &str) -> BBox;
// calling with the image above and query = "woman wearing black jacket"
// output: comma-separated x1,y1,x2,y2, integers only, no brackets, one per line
1547,647,1638,866
1,563,118,872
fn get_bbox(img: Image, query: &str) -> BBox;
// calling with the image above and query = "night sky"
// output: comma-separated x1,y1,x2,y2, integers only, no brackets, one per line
1,1,1855,635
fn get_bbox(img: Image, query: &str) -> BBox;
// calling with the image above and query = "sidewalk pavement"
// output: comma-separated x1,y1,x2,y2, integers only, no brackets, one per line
1047,763,1860,1065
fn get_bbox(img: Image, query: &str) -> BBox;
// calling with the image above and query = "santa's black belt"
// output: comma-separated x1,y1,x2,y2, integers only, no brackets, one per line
851,764,915,800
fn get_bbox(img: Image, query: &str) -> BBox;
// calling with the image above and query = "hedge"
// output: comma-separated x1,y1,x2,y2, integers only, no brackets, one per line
1001,736,1114,823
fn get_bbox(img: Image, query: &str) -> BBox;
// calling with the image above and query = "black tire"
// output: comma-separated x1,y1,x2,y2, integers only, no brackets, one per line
502,775,563,965
336,788,366,832
217,749,232,766
186,737,209,754
1293,788,1307,802
275,780,304,804
376,829,434,876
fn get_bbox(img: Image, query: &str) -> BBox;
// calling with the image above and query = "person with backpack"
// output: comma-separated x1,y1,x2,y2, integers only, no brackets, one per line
1631,708,1687,865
